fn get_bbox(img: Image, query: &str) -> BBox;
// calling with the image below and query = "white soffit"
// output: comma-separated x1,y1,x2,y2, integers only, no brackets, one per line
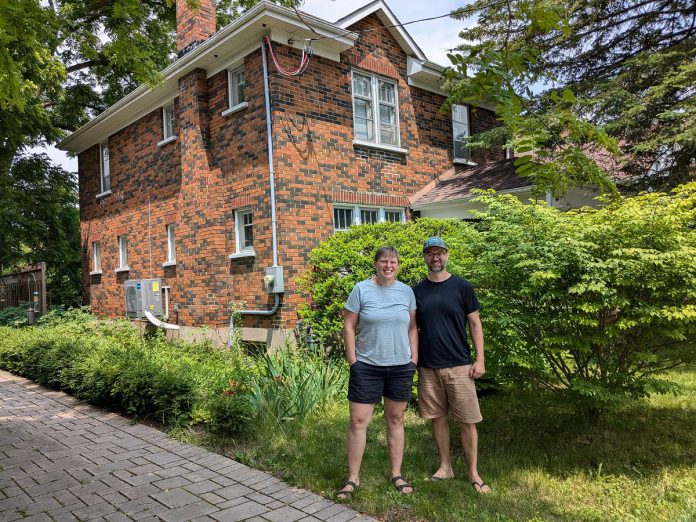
59,1,357,154
335,0,427,61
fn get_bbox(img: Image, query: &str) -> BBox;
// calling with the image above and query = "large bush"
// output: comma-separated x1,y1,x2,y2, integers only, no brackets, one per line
300,184,696,417
298,218,478,351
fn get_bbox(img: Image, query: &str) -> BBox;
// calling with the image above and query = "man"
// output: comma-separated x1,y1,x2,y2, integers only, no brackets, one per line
412,236,491,493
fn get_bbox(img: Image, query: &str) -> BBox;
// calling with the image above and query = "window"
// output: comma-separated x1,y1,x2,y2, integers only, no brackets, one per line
333,205,405,231
91,242,102,274
163,105,175,140
333,207,354,231
118,236,129,270
452,104,470,162
99,142,111,194
352,71,399,147
235,209,253,253
228,67,246,108
165,225,176,265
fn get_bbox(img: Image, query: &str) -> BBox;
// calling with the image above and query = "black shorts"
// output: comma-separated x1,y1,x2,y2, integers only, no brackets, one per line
348,360,417,404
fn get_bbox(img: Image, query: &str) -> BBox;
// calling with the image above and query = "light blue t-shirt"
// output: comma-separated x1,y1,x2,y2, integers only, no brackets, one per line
345,279,416,366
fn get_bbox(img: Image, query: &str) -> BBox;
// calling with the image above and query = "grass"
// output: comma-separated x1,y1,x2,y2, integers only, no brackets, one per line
172,365,696,522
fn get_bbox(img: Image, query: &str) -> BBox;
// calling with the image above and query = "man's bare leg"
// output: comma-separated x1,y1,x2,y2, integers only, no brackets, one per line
460,422,490,492
430,415,455,479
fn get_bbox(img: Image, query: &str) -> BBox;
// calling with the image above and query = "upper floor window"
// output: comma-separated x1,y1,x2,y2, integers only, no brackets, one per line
351,71,399,147
235,209,253,253
163,105,176,140
99,142,111,194
452,104,470,162
228,67,246,108
333,205,405,231
165,225,176,265
91,241,102,274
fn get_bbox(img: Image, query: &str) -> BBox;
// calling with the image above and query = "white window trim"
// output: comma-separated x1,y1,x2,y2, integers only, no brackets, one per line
233,208,254,255
99,142,110,195
90,241,102,275
351,70,401,148
161,104,176,141
453,104,473,163
163,224,176,266
333,204,406,231
117,236,129,272
222,66,247,117
157,136,177,147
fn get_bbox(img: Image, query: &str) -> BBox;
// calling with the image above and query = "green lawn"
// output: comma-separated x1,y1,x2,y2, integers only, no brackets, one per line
175,365,696,521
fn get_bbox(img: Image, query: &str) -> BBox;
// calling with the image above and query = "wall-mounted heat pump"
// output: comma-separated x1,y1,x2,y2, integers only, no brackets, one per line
124,279,162,318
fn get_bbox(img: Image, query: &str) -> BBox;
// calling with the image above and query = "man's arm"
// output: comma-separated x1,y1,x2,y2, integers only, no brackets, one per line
408,310,418,365
467,310,485,378
343,310,359,366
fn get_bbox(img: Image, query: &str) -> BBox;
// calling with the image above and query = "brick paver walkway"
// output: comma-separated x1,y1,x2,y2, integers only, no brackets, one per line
0,371,374,522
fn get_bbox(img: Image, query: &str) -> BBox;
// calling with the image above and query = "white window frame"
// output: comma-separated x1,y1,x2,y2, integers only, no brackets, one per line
222,66,248,116
98,142,111,197
351,70,401,150
116,236,129,272
333,205,405,232
163,225,176,267
158,104,176,146
90,241,102,275
453,104,472,163
230,208,255,258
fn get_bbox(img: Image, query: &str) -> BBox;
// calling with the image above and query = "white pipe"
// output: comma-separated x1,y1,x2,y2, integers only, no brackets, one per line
144,310,180,330
261,37,279,268
163,285,170,320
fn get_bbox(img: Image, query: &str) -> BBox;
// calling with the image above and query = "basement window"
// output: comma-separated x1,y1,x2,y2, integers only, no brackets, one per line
333,205,405,231
163,225,176,267
230,208,255,259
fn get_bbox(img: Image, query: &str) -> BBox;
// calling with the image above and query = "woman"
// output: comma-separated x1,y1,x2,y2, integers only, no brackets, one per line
337,246,418,499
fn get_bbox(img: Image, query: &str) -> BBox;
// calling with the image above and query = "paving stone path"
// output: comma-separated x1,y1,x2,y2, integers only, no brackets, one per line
0,371,375,522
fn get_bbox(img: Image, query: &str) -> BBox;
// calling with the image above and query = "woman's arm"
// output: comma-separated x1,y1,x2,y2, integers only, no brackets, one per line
343,309,359,366
408,309,418,365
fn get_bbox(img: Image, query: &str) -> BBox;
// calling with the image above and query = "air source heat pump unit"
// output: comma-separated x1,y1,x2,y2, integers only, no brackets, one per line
124,279,163,319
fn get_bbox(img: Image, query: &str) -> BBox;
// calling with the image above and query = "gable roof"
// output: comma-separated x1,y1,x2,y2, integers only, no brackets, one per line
410,159,532,209
334,0,426,61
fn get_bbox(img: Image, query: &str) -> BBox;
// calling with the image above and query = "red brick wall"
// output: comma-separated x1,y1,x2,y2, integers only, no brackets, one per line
79,14,504,330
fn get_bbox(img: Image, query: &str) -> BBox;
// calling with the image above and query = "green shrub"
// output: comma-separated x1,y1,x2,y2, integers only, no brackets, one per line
0,311,259,432
299,184,696,418
0,303,30,326
250,344,349,422
298,218,477,352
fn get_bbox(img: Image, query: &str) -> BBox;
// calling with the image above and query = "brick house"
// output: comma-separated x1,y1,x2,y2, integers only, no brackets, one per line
59,0,508,346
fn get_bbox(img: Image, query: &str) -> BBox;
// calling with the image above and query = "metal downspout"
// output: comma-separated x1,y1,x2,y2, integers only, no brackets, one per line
227,37,281,347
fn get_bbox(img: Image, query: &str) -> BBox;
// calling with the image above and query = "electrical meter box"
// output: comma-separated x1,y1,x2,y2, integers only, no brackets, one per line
124,279,162,318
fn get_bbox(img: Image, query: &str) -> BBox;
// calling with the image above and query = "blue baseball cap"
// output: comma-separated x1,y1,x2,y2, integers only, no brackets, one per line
423,236,448,252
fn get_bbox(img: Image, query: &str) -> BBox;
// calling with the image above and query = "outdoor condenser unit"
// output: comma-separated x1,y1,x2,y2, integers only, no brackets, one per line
124,279,163,319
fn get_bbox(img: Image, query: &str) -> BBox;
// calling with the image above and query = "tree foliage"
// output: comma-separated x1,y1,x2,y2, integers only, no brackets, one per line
0,154,81,307
446,0,696,193
300,185,696,417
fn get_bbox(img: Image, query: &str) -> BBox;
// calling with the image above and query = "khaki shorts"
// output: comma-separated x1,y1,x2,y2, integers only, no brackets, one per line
418,365,483,424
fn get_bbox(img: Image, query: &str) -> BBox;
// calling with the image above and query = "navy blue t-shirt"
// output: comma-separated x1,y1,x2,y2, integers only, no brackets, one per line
412,275,479,368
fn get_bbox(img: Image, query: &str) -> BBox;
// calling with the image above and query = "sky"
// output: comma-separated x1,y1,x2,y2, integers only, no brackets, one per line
33,0,470,172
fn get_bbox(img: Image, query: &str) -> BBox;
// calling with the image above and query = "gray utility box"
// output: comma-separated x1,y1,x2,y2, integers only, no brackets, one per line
125,279,163,318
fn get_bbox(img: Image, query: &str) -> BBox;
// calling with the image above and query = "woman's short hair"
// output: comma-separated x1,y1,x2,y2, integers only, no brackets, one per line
374,246,400,262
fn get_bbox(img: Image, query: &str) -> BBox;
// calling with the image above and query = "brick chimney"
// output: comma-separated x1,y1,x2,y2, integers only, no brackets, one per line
176,0,216,56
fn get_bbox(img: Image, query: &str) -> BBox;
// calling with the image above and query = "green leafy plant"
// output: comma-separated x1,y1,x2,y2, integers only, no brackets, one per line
249,344,349,423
